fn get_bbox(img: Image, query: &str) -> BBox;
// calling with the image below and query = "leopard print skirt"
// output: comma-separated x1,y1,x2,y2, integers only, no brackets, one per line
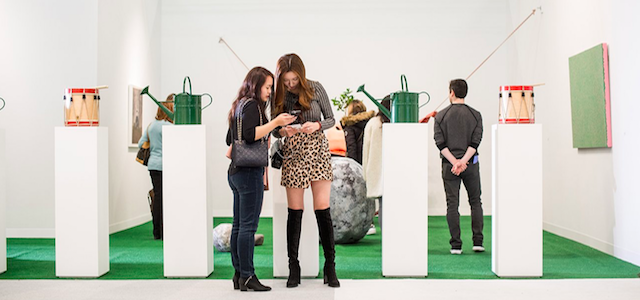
281,131,333,189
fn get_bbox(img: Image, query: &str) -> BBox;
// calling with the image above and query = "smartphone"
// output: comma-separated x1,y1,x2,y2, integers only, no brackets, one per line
289,110,303,125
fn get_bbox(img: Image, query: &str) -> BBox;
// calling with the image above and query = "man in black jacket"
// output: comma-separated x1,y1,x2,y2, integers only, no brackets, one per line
433,79,484,255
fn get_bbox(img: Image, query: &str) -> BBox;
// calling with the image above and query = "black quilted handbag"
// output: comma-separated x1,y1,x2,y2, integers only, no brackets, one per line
231,100,268,167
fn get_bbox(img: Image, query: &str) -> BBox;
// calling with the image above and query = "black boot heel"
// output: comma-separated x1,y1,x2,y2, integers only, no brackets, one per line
232,270,240,290
287,261,301,287
324,263,340,287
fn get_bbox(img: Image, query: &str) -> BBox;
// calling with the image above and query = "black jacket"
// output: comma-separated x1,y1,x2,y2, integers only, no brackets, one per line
340,110,376,164
433,103,483,159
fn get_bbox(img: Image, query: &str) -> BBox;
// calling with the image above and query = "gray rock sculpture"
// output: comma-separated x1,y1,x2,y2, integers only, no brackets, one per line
213,223,265,252
213,223,232,252
330,156,375,244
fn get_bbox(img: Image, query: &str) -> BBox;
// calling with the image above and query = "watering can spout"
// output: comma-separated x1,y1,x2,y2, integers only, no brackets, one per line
140,86,174,121
357,84,391,120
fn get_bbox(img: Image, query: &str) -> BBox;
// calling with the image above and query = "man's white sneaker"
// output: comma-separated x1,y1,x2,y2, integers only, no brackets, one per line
472,246,485,252
366,224,376,235
450,249,463,255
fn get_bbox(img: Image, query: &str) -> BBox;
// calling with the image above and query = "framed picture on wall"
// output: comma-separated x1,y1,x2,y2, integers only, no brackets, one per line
128,85,143,148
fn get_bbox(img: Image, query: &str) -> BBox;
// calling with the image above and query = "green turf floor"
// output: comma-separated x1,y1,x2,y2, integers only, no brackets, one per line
1,216,638,280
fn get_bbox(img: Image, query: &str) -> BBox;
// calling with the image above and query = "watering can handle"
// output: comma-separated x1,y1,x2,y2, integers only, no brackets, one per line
0,97,4,111
183,76,192,94
401,74,408,92
202,93,213,110
418,91,431,108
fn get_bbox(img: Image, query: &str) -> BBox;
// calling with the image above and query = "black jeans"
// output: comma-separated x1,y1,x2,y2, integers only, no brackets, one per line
149,170,163,239
228,167,264,278
442,160,483,249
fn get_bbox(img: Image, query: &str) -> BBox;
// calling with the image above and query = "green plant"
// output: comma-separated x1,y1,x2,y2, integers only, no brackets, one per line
331,88,355,112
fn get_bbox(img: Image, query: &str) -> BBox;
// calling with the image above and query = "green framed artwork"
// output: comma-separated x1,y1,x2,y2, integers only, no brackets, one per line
568,43,612,148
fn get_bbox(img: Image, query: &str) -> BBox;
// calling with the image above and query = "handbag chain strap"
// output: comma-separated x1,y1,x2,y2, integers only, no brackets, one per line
236,99,264,143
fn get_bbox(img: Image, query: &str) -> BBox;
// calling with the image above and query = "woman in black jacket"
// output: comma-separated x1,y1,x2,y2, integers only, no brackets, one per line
340,100,375,164
226,67,296,292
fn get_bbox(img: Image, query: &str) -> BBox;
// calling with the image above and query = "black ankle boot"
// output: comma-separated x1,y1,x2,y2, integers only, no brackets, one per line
232,270,240,290
315,208,340,288
324,262,340,287
239,275,271,292
287,208,303,288
287,261,301,288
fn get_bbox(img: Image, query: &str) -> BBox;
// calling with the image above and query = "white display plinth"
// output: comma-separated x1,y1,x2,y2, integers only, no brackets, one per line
0,129,6,274
382,123,429,277
163,125,212,277
492,124,543,277
272,168,319,278
54,127,109,277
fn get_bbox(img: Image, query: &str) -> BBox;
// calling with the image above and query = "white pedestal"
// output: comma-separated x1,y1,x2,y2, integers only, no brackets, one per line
0,129,6,274
272,168,319,278
54,127,109,277
492,124,543,277
382,123,429,277
163,125,212,277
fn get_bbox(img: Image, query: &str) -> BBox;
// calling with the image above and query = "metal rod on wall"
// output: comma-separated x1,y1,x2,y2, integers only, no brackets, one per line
432,7,541,112
219,37,250,71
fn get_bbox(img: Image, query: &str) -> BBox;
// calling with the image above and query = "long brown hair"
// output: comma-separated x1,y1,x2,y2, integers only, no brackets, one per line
273,53,314,116
228,66,273,125
156,93,175,123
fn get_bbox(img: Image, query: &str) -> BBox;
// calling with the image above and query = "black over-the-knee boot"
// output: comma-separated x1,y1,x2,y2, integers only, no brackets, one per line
315,208,340,288
287,208,303,288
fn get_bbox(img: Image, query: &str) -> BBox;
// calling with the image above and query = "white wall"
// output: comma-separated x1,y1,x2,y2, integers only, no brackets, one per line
506,0,640,265
98,0,162,233
609,0,640,266
160,0,510,217
0,0,161,237
0,0,99,237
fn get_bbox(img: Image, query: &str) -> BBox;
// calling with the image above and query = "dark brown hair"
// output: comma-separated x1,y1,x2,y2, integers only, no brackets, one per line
273,53,314,116
378,95,391,123
156,93,175,123
449,79,468,99
228,66,273,125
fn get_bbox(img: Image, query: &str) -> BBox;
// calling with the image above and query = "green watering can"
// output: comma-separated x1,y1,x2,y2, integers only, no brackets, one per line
357,75,430,123
141,76,213,125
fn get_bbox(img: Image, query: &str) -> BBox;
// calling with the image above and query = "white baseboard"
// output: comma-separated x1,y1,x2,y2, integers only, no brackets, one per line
6,214,152,238
429,208,446,215
214,208,480,218
109,214,152,234
543,221,615,255
425,208,494,216
613,243,640,267
6,228,55,238
212,209,273,218
544,221,640,266
212,209,233,218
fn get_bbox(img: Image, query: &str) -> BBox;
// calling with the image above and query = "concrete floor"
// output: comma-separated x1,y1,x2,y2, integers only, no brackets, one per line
1,278,639,300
